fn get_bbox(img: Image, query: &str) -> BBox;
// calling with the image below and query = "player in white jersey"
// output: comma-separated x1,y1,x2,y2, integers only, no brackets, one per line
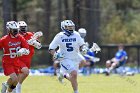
78,28,100,75
49,20,87,93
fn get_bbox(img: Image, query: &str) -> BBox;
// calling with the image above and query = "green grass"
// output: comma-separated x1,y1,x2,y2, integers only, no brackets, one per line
0,74,140,93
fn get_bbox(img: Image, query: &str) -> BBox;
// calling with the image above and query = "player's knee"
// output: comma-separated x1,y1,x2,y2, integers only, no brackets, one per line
71,71,77,78
21,67,29,76
112,62,117,67
106,60,111,67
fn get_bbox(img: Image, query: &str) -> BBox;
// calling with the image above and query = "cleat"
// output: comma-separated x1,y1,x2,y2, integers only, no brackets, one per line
57,73,64,83
104,71,110,76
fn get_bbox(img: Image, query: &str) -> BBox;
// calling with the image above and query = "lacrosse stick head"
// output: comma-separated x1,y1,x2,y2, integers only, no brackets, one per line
90,43,101,53
32,31,43,39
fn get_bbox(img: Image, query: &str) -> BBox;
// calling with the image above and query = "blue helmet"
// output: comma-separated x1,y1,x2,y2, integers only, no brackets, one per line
61,20,75,36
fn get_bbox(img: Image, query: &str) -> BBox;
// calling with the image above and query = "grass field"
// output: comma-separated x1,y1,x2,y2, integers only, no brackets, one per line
0,74,139,93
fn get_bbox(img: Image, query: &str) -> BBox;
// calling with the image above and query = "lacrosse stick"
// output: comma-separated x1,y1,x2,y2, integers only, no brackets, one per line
27,31,43,47
90,42,101,53
84,54,100,62
31,31,43,40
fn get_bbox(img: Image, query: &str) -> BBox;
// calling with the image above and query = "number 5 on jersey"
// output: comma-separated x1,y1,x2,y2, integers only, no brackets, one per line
66,43,73,52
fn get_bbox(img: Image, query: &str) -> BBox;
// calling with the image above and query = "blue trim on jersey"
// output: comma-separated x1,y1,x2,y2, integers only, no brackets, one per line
61,64,68,70
84,50,95,62
115,50,127,66
62,28,73,36
115,50,127,60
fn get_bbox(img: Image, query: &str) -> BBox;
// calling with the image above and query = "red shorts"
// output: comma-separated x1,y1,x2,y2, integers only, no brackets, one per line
2,59,27,76
20,58,32,68
14,59,27,73
2,61,19,76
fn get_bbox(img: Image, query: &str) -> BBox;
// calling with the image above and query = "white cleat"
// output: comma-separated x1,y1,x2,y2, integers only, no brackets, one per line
1,82,8,93
57,73,64,83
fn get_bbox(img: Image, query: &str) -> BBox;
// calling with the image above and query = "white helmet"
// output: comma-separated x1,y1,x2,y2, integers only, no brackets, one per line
61,20,75,36
18,21,28,33
6,21,19,30
6,21,19,36
78,28,87,38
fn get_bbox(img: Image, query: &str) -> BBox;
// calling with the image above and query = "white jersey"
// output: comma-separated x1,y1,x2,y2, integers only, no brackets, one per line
49,31,85,59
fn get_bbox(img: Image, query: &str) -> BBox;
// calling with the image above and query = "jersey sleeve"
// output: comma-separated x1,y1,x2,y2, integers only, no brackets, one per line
20,35,29,49
0,38,3,49
49,34,60,50
77,34,85,46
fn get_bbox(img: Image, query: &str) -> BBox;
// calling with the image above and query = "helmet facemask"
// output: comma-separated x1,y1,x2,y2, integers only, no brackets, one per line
18,21,27,35
65,25,75,34
61,20,75,36
19,26,27,35
80,33,86,38
9,28,19,37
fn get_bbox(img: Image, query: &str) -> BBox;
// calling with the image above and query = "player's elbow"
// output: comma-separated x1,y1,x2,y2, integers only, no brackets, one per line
48,49,55,55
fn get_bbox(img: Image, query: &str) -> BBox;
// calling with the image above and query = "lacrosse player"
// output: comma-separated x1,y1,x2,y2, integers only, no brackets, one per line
78,28,100,75
49,20,89,93
105,44,128,76
12,21,42,93
0,21,30,93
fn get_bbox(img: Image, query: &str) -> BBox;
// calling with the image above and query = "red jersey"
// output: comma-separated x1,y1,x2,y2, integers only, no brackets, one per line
0,34,29,63
20,32,35,58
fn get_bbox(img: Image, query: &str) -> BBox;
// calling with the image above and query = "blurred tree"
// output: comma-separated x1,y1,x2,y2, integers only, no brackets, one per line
2,0,11,35
57,0,62,28
12,0,17,21
64,0,69,19
85,0,100,45
43,0,51,44
16,0,32,22
101,0,140,44
73,0,80,29
101,15,128,44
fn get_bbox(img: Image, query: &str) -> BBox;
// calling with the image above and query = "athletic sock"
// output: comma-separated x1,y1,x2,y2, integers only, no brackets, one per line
16,83,21,93
74,90,78,93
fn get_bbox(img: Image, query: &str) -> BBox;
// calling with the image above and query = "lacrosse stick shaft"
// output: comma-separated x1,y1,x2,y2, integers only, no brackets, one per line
3,53,17,56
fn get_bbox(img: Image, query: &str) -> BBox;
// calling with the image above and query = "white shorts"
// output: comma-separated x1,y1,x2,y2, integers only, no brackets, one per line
60,53,85,74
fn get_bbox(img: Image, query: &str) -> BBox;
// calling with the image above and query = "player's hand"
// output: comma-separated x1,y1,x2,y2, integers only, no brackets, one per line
32,40,42,49
16,51,23,57
27,38,34,45
32,31,43,39
81,45,88,55
53,52,64,61
16,48,30,57
81,48,87,55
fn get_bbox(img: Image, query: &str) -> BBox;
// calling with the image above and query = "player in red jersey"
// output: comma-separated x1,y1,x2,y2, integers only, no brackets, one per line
0,21,30,93
13,21,42,93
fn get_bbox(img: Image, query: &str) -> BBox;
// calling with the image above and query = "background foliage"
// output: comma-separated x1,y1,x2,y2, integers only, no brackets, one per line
0,0,140,67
